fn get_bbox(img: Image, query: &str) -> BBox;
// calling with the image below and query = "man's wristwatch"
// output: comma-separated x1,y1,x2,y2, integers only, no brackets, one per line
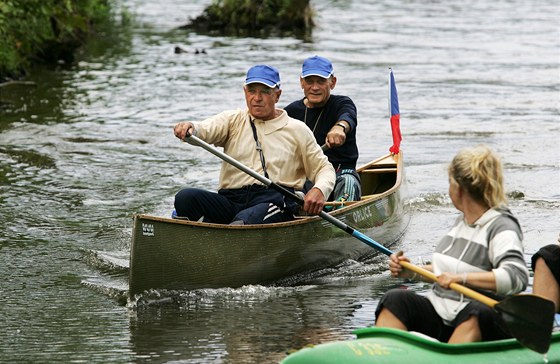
336,122,347,133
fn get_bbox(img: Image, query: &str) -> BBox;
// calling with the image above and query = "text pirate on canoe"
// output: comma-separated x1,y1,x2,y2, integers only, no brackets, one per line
173,65,335,225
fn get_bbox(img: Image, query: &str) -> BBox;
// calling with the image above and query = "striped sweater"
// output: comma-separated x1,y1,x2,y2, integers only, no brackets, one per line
426,207,529,323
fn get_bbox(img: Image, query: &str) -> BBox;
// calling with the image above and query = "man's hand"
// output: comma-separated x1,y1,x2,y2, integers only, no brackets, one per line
174,122,195,140
325,121,348,148
303,187,326,215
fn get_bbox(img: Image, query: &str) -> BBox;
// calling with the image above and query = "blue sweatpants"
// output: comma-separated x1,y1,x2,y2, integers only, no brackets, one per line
174,184,298,224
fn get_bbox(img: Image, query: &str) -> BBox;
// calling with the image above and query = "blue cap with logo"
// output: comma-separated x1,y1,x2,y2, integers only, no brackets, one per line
244,65,281,88
301,55,334,78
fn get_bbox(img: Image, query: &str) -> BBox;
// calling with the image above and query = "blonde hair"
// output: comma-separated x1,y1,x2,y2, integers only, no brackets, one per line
448,145,507,208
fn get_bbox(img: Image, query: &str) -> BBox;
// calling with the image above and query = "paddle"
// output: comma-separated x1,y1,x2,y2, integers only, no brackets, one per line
185,134,392,254
184,134,554,354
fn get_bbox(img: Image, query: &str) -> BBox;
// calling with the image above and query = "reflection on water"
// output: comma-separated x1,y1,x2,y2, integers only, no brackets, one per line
0,0,559,362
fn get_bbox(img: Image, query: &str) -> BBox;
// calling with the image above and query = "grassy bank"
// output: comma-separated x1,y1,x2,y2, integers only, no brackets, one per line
0,0,112,81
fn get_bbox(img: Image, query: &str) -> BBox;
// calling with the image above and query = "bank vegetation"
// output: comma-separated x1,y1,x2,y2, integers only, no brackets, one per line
0,0,315,82
0,0,112,81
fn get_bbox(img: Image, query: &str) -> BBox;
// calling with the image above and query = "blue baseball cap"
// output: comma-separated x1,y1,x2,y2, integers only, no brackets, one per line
301,56,334,78
244,65,281,88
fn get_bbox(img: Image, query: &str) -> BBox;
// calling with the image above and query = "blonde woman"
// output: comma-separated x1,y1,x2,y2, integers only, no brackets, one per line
375,145,529,343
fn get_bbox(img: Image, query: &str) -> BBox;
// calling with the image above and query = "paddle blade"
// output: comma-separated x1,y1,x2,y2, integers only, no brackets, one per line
495,294,555,354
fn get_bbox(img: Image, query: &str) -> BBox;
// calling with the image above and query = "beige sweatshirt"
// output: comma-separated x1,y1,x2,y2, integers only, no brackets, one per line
192,108,335,198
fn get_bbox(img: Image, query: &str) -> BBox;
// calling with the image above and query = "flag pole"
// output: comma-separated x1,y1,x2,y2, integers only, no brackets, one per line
388,68,402,155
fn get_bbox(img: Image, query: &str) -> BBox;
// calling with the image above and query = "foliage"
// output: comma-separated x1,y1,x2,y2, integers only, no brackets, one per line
0,0,111,80
185,0,314,37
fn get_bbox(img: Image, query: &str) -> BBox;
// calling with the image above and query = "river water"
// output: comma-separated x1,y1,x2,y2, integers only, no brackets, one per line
1,0,558,362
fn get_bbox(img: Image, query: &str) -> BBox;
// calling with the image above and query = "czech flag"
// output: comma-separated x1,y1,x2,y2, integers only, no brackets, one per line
388,68,402,154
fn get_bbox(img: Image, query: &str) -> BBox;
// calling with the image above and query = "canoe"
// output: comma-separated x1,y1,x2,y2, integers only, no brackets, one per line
281,327,560,364
128,152,408,297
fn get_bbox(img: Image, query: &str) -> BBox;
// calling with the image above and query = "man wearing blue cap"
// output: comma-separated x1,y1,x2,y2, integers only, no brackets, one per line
285,55,360,205
173,65,335,224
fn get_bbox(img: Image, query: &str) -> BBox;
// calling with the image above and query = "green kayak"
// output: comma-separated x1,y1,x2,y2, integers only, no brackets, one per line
281,327,559,364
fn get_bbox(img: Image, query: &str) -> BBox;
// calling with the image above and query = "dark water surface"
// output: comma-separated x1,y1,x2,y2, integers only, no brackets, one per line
1,0,559,362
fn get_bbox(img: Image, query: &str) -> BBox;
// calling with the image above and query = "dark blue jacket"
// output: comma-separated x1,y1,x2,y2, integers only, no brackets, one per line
285,95,358,170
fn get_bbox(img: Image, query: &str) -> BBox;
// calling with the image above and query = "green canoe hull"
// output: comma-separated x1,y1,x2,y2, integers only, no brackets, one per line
129,153,408,297
281,327,559,364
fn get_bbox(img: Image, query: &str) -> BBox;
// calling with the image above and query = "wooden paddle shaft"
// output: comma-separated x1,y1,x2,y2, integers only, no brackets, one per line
400,261,498,308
